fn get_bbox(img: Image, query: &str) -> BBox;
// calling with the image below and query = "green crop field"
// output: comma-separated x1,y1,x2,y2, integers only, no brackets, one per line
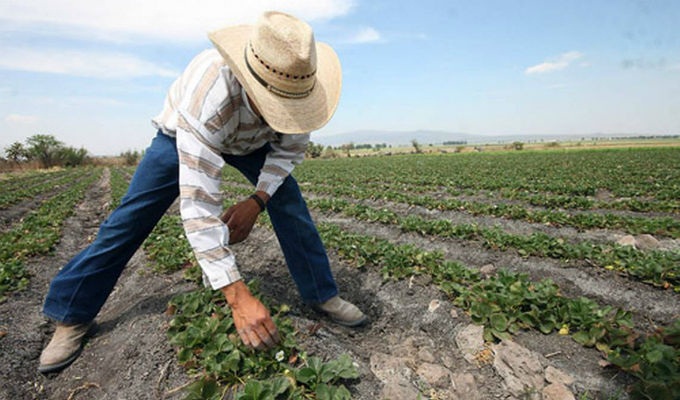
1,146,679,399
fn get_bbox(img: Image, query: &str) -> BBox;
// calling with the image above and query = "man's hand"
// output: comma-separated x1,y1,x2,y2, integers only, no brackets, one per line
221,192,269,244
222,281,280,350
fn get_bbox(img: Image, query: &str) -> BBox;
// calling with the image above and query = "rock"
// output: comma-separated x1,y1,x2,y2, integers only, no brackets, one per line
416,362,451,389
411,274,433,286
480,264,496,276
455,324,486,364
450,308,459,319
492,340,544,397
392,336,421,360
635,234,660,250
417,347,436,363
594,189,613,201
545,366,574,386
369,352,420,399
440,354,455,369
542,382,576,400
616,235,636,248
451,372,481,400
428,299,441,313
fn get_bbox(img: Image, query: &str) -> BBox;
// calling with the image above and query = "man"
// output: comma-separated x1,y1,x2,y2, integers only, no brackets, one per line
39,11,366,374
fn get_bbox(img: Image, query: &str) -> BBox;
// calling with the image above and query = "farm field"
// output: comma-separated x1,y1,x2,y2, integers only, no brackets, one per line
1,146,679,399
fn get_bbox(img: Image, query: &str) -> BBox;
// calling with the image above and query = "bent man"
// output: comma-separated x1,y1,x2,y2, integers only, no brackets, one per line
39,11,366,374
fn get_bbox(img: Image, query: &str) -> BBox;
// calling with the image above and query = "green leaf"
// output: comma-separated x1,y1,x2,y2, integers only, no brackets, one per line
572,331,591,346
316,383,352,400
491,329,512,341
185,378,222,400
326,354,359,380
645,348,664,364
296,367,317,384
538,322,554,335
490,313,509,332
268,376,291,397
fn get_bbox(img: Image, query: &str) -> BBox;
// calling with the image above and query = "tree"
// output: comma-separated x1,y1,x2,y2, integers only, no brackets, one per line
120,149,141,166
411,139,422,154
5,142,27,163
512,141,524,151
58,147,89,167
305,141,324,159
25,134,63,168
340,142,354,157
321,146,338,159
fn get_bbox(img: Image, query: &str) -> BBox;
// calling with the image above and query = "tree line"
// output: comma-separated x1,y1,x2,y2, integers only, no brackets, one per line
3,134,89,169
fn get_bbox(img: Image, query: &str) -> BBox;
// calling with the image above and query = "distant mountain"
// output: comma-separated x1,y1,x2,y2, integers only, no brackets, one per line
312,130,678,147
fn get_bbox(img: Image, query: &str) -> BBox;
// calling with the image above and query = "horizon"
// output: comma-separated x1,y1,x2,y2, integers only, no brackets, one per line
1,1,679,156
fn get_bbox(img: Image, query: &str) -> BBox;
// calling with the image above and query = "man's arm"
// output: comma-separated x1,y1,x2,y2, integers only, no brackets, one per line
255,133,310,197
176,120,279,350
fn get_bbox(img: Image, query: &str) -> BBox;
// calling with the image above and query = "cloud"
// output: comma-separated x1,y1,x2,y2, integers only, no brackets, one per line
5,114,39,124
345,27,382,44
621,58,668,70
525,51,583,75
0,0,355,43
0,47,179,78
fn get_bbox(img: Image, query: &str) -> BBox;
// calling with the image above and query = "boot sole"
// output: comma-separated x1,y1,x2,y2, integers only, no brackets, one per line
312,306,369,327
332,314,369,327
38,346,84,374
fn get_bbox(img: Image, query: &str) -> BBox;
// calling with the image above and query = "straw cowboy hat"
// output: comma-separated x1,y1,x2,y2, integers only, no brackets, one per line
208,11,342,134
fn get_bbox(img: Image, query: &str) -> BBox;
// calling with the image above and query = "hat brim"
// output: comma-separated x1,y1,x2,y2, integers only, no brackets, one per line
208,25,342,134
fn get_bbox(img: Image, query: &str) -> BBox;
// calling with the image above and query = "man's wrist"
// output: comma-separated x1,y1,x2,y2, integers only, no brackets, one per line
249,193,266,212
221,280,250,306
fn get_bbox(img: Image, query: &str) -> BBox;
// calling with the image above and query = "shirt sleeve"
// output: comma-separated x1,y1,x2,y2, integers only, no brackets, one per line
256,133,310,196
176,120,241,290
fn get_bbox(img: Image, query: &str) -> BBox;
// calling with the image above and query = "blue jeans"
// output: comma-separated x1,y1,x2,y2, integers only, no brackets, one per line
43,132,338,324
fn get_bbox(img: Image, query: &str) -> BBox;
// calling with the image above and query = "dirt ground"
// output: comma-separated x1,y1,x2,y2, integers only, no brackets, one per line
1,169,678,399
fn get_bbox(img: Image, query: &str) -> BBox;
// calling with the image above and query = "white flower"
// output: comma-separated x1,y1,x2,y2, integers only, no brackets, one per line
275,350,285,362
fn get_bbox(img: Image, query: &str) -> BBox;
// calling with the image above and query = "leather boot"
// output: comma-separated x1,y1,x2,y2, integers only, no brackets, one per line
38,322,93,374
314,296,367,327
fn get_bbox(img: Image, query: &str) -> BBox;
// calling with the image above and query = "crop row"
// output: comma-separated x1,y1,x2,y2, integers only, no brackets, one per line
308,197,680,290
0,169,55,191
108,166,136,210
0,168,83,209
306,182,680,239
0,168,103,301
312,179,679,214
293,148,680,200
500,189,679,214
104,166,194,277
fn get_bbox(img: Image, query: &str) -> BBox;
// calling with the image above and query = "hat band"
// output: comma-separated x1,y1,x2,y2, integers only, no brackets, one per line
244,48,315,99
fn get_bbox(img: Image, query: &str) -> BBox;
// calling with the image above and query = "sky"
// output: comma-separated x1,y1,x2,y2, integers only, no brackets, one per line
1,0,679,155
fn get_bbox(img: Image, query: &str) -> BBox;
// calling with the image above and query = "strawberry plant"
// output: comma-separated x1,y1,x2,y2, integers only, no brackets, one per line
608,319,680,400
144,215,196,274
166,284,358,399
